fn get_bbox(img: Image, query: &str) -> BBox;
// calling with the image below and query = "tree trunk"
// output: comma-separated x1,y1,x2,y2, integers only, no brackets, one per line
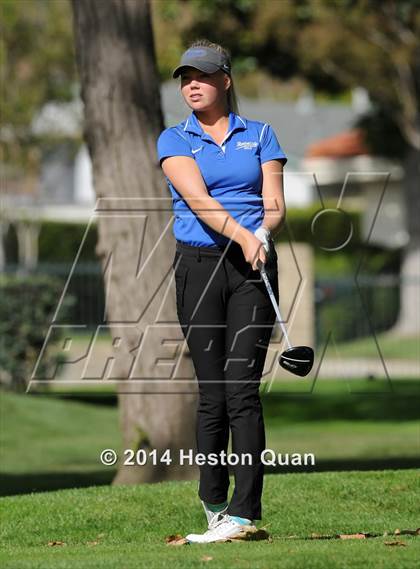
71,0,198,484
392,144,420,335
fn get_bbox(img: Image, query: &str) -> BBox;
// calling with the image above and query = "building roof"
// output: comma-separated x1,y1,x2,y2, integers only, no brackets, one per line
305,128,370,158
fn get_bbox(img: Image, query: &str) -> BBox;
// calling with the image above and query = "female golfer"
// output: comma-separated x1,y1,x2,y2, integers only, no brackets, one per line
157,39,287,543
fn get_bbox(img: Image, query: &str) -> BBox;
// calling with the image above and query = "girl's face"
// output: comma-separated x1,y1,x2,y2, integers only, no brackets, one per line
180,67,230,112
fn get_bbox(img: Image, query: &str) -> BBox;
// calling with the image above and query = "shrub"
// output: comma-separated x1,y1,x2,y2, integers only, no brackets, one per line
38,220,98,262
0,274,75,392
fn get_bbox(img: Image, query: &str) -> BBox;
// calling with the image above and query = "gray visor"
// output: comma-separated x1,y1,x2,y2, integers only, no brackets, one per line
172,46,231,78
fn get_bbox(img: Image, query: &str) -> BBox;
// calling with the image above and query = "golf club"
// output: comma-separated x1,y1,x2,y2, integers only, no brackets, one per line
258,261,314,377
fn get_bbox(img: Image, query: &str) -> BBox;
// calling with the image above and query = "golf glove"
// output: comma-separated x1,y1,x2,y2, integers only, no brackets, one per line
254,225,278,278
254,225,271,254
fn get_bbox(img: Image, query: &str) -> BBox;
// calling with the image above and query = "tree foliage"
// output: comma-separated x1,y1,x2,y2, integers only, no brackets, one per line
152,0,420,153
0,0,76,171
3,1,419,165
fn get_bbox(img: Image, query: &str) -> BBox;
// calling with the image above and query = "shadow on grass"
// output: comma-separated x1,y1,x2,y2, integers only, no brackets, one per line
32,392,118,407
263,457,420,474
0,470,116,497
2,456,420,498
262,392,420,422
34,380,420,421
4,382,417,497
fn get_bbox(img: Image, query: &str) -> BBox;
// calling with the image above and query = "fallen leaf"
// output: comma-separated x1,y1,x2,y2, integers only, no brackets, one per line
394,528,420,536
384,540,407,547
285,529,419,542
164,533,183,543
86,541,99,546
310,533,333,540
165,534,189,546
201,555,213,561
338,533,367,540
226,527,270,542
47,541,66,547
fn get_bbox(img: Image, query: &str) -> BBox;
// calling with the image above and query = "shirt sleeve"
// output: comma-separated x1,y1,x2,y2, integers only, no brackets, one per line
259,123,288,166
156,127,194,167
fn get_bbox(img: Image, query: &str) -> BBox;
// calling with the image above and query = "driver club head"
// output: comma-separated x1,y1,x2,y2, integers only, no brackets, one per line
279,346,314,377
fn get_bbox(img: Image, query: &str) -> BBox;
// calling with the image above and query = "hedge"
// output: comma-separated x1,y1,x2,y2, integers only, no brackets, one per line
0,274,75,392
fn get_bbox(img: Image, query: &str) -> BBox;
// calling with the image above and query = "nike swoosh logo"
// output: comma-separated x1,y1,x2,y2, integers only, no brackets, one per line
192,146,203,154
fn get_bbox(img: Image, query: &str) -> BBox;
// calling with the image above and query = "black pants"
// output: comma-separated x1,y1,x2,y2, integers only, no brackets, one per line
173,239,279,521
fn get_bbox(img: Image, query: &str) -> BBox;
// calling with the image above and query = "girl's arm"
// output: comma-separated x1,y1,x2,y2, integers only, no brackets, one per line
162,155,267,269
260,160,286,239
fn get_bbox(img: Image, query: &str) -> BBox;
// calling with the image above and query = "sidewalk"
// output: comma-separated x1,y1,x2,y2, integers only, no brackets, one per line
273,357,420,379
319,357,419,379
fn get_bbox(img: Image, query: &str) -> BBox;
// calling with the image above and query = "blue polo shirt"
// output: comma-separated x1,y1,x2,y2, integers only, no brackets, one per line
157,110,287,247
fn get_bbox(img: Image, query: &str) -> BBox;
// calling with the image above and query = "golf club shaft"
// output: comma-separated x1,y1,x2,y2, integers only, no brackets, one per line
259,264,292,350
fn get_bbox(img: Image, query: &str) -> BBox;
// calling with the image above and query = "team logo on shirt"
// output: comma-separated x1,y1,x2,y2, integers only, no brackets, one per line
235,141,258,150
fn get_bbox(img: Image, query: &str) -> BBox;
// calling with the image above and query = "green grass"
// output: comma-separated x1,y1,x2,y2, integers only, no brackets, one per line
261,379,420,470
1,470,419,568
57,329,420,360
1,382,419,496
334,332,420,360
45,376,420,396
0,391,118,495
266,421,420,461
1,385,419,566
262,377,420,394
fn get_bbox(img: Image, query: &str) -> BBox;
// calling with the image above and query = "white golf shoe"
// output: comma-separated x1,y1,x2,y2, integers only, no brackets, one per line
185,513,256,544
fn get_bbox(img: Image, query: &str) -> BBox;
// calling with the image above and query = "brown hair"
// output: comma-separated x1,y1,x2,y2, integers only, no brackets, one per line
186,38,240,115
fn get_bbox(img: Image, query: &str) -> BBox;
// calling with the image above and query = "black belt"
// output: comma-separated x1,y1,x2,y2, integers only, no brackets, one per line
175,239,242,259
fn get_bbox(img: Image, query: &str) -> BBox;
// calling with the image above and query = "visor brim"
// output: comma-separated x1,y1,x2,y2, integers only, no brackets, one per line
172,61,221,78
